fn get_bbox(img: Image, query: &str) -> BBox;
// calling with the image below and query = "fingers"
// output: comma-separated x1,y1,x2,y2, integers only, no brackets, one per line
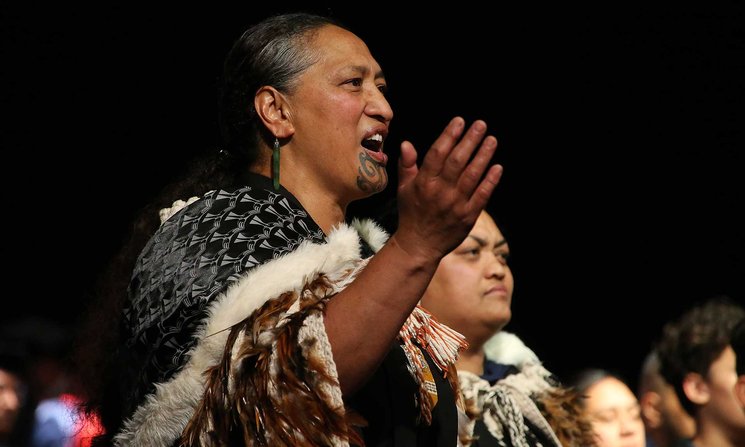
457,134,498,195
438,120,489,183
459,140,502,219
466,164,503,214
400,117,500,210
420,118,495,187
418,117,466,176
393,119,503,259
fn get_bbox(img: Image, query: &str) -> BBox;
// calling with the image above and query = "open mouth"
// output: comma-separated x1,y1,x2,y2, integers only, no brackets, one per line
361,133,388,165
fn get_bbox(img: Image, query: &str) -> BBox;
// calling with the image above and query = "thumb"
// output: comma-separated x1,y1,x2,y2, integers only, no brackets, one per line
398,140,419,190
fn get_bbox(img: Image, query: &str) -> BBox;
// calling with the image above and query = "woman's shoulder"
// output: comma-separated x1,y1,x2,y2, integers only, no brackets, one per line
156,178,323,240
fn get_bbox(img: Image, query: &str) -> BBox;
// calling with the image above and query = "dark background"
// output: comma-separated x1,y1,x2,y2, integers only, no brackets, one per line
3,4,744,390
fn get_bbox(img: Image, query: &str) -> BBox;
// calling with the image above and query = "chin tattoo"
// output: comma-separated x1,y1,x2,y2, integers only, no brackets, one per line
357,152,388,193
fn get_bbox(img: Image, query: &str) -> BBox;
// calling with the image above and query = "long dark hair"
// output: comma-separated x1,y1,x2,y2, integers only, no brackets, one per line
73,12,344,445
220,12,344,164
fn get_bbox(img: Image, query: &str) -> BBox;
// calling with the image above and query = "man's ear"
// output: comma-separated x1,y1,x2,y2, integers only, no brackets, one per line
734,375,745,409
255,86,295,139
682,372,710,406
640,391,663,428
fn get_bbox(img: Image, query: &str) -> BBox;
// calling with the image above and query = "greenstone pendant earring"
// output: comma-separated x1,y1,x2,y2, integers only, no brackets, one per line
272,137,280,190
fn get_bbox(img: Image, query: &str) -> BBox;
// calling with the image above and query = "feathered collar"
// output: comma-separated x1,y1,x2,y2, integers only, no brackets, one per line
115,219,468,447
115,219,387,446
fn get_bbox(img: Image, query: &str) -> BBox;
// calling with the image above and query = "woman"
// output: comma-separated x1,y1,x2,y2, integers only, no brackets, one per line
420,210,595,446
569,369,646,447
76,12,502,447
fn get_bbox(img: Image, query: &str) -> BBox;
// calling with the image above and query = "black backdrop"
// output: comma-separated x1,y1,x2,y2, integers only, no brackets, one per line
3,4,744,389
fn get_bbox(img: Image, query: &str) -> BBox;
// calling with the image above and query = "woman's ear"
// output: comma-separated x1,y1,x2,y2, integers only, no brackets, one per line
255,86,295,139
682,372,710,406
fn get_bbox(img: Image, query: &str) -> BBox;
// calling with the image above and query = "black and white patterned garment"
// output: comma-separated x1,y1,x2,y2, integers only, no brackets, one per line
120,173,325,417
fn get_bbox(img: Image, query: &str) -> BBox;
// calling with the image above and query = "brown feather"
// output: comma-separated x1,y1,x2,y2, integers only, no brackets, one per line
180,272,366,446
535,386,597,447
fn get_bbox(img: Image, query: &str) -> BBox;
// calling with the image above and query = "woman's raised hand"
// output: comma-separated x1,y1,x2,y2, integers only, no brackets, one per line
393,117,503,262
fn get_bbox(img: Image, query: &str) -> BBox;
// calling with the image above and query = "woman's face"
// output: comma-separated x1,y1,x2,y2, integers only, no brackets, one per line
420,211,513,343
286,25,393,203
584,377,646,447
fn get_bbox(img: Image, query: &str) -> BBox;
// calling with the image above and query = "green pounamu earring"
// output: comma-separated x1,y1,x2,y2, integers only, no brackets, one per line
272,137,281,190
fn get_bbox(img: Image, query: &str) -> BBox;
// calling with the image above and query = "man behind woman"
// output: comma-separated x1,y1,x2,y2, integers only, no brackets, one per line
637,350,695,447
656,296,745,447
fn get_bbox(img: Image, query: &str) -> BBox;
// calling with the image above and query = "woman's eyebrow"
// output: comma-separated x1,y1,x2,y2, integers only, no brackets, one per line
346,65,386,81
467,236,507,249
467,235,487,246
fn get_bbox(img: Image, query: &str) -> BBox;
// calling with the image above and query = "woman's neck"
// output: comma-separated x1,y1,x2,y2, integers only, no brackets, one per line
456,348,486,376
249,164,347,235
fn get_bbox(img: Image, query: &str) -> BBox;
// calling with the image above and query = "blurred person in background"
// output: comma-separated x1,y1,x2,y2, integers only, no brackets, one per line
569,368,646,447
0,340,32,447
2,317,100,447
656,295,745,447
637,350,695,447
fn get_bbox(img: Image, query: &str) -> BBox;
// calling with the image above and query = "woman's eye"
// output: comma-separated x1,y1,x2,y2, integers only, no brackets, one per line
458,246,480,257
629,407,641,420
377,83,388,95
345,78,363,87
593,412,617,423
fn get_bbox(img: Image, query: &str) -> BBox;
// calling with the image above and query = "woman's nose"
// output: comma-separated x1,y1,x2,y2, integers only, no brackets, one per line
486,255,506,279
619,416,640,436
365,88,393,123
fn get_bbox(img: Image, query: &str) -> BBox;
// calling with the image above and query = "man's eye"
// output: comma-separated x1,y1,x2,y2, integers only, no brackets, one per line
346,78,363,87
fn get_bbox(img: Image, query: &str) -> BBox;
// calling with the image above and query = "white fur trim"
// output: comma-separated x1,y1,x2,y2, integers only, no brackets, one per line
158,196,200,224
114,220,387,446
483,331,540,368
350,217,389,251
